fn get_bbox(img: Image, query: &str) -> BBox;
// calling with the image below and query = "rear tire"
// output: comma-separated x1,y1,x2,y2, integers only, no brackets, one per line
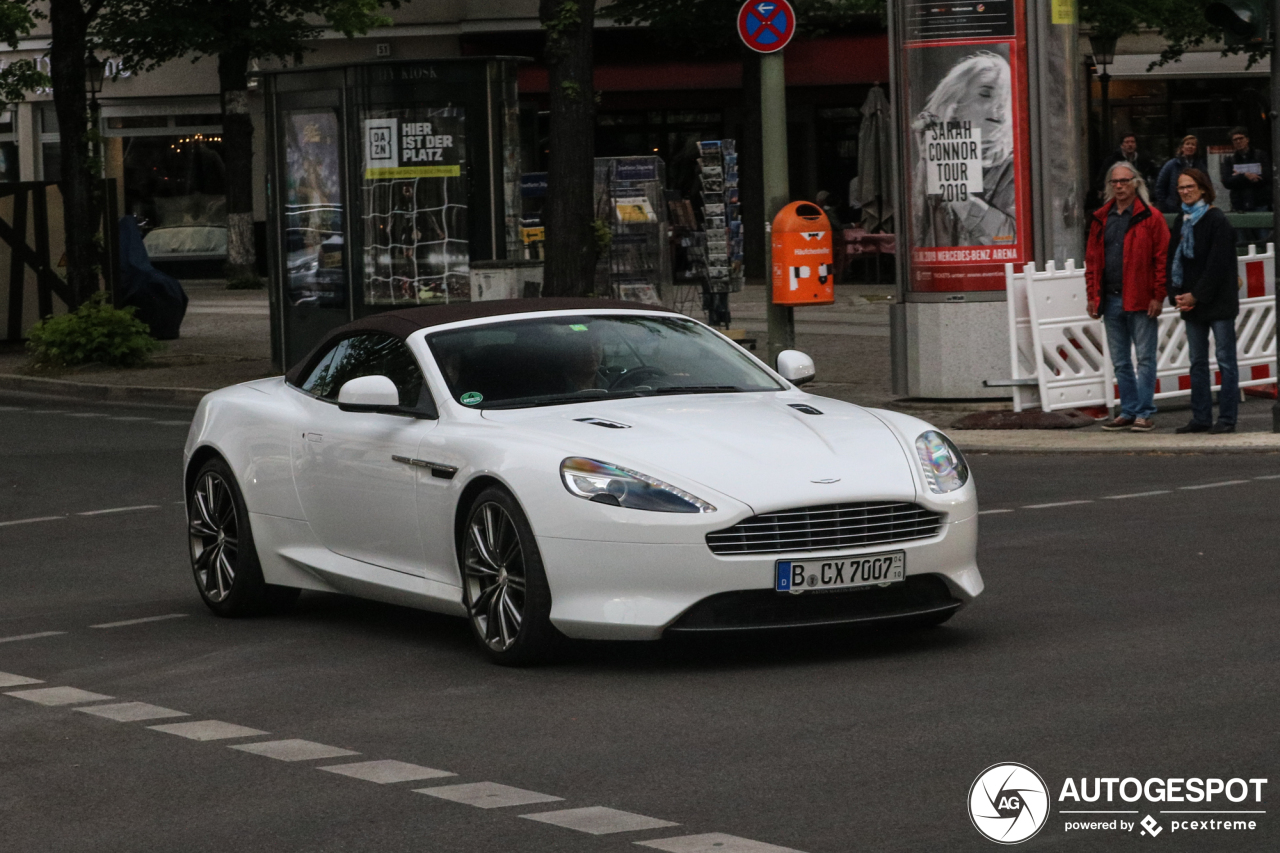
460,487,559,665
188,456,298,617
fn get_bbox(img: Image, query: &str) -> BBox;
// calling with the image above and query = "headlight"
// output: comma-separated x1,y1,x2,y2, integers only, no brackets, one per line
914,430,969,494
560,457,716,513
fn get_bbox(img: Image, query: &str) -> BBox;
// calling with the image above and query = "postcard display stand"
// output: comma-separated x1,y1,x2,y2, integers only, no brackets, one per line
594,156,671,305
691,140,743,326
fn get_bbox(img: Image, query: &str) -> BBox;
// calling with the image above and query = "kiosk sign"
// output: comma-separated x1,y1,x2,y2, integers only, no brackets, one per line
737,0,796,54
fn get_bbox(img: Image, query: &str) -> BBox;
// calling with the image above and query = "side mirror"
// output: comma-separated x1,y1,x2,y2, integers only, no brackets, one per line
776,350,816,386
337,375,401,412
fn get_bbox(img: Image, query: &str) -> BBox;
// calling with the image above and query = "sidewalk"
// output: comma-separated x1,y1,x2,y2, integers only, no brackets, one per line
1,281,1277,453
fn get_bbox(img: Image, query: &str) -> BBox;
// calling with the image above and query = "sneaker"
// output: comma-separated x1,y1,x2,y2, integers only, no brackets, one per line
1130,418,1156,432
1209,422,1236,434
1174,421,1211,434
1100,416,1135,431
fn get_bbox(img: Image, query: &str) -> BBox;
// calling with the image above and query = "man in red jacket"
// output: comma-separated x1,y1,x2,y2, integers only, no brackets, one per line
1086,162,1169,431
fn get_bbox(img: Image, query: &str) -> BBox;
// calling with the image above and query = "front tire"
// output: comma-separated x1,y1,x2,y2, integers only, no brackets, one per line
188,457,298,616
460,487,559,665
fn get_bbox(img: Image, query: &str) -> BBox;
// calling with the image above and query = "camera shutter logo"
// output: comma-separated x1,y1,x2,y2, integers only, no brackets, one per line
968,763,1050,844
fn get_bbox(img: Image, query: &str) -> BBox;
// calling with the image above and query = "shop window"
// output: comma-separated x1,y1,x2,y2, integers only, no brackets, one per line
0,109,16,182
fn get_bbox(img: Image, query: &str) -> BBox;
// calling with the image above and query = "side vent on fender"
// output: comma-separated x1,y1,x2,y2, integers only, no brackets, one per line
788,404,824,415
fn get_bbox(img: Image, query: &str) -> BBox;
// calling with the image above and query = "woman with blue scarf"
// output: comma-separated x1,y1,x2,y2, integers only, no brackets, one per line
1167,168,1240,434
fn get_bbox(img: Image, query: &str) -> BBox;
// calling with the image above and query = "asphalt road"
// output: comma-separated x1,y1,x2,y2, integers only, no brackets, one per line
0,390,1277,853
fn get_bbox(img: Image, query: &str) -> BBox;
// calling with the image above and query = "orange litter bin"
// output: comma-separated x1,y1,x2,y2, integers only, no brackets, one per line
771,202,835,305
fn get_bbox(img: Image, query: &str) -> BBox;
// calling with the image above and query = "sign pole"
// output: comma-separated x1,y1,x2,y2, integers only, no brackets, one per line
761,50,794,364
1273,0,1280,432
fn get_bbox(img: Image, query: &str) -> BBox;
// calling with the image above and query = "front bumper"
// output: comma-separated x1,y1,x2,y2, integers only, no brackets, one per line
538,513,982,640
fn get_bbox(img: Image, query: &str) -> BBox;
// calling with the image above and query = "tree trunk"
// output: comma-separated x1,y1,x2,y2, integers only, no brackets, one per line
48,0,100,306
219,46,256,282
739,46,764,282
539,0,597,297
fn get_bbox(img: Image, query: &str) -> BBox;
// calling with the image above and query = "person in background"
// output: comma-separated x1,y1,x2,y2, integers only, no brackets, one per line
1220,126,1272,245
1099,133,1158,192
816,190,843,230
1086,162,1169,432
1167,168,1240,434
1154,135,1207,213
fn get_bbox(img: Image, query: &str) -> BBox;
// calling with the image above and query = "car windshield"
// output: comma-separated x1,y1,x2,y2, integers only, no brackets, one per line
427,314,783,409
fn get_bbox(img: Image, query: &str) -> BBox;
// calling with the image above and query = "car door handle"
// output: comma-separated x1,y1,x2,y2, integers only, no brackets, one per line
305,432,323,442
391,455,458,480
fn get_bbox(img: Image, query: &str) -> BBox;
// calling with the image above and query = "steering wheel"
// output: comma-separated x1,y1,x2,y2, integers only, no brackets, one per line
607,365,666,390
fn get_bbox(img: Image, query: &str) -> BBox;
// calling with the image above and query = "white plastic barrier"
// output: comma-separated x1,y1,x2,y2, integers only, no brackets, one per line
1005,244,1277,413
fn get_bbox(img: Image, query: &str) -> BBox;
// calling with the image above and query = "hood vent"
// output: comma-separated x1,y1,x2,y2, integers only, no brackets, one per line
788,404,823,415
575,417,632,429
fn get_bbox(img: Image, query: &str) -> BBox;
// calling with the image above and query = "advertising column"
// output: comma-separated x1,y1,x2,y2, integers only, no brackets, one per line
890,0,1033,398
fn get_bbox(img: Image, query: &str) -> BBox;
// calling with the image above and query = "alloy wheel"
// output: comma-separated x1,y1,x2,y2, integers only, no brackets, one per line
189,471,239,603
463,502,527,651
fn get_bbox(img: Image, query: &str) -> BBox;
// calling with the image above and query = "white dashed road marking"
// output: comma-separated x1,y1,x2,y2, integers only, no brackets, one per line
106,416,152,422
319,759,456,784
230,739,360,762
155,421,191,426
5,686,113,706
0,631,66,643
1022,500,1094,509
1102,490,1171,500
0,672,43,687
521,806,679,835
0,516,65,528
90,614,187,628
416,781,564,809
68,413,105,418
637,833,807,853
77,505,161,517
978,509,1013,515
1179,480,1250,490
149,720,269,741
76,702,188,722
1255,474,1280,480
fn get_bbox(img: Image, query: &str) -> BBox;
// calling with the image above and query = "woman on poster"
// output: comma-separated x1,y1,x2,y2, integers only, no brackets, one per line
911,51,1016,248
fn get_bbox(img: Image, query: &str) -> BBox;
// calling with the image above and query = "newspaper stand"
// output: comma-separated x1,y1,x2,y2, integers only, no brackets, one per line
259,58,524,369
770,202,835,305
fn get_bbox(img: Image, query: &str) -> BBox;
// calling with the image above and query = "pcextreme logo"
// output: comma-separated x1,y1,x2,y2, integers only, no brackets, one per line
969,764,1268,844
968,763,1051,844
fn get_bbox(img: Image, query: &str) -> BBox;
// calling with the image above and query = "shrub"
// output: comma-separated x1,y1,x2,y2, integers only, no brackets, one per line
26,293,160,369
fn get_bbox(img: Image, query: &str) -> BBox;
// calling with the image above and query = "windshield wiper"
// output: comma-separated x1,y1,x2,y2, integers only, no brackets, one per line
651,385,746,395
480,389,637,410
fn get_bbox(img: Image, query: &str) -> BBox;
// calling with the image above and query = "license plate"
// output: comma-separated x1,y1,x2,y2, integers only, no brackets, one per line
775,552,905,592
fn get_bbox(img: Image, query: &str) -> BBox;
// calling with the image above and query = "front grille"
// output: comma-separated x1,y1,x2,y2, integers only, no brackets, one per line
706,501,943,555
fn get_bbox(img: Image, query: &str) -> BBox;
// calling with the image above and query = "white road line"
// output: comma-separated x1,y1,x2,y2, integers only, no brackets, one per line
0,672,43,687
28,410,66,414
4,686,113,706
154,421,191,426
1179,480,1250,490
978,509,1014,515
230,739,359,762
68,413,105,418
77,702,188,722
1102,490,1172,500
90,614,187,629
521,806,678,835
149,720,268,741
0,405,26,411
637,833,807,853
0,631,66,643
106,416,152,422
1022,500,1094,509
77,505,161,516
1253,474,1280,480
0,516,65,528
415,782,564,809
318,759,456,784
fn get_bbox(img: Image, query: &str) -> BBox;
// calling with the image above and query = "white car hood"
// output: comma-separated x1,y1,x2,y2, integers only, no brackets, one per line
482,393,918,513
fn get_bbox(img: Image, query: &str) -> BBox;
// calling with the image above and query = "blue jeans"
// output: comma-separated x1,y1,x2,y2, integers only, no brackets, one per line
1103,296,1158,419
1184,317,1238,426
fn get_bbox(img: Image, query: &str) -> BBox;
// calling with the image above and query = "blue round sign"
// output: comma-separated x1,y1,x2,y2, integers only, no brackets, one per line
738,0,796,54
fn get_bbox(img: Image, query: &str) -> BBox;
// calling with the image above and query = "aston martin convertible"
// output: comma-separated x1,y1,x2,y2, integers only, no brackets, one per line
183,298,982,663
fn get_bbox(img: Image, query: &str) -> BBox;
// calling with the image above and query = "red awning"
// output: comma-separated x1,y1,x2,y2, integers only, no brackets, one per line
517,34,888,93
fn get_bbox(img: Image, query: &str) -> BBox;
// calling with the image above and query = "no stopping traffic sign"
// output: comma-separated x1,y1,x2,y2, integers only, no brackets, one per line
738,0,796,54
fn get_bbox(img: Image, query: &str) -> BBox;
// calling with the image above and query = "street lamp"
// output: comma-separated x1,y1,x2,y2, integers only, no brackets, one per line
85,53,105,174
1089,34,1117,156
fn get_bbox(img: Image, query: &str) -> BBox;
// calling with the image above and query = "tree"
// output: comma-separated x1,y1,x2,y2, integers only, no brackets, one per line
95,0,396,282
539,0,599,297
0,3,49,107
1080,0,1270,68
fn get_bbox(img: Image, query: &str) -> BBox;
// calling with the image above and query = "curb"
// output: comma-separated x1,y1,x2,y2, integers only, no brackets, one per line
953,429,1280,455
0,374,212,407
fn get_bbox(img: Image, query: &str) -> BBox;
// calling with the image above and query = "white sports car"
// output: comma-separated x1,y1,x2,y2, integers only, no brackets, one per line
184,299,982,663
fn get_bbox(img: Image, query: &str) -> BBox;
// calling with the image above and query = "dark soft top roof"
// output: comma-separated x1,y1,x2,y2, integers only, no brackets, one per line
284,298,677,386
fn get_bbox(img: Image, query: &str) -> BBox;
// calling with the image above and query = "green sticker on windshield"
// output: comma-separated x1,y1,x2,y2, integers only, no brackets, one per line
570,323,588,331
460,391,483,406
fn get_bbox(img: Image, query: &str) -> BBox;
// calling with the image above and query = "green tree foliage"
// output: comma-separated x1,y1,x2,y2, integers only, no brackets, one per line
26,293,160,369
1080,0,1271,68
0,3,49,106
